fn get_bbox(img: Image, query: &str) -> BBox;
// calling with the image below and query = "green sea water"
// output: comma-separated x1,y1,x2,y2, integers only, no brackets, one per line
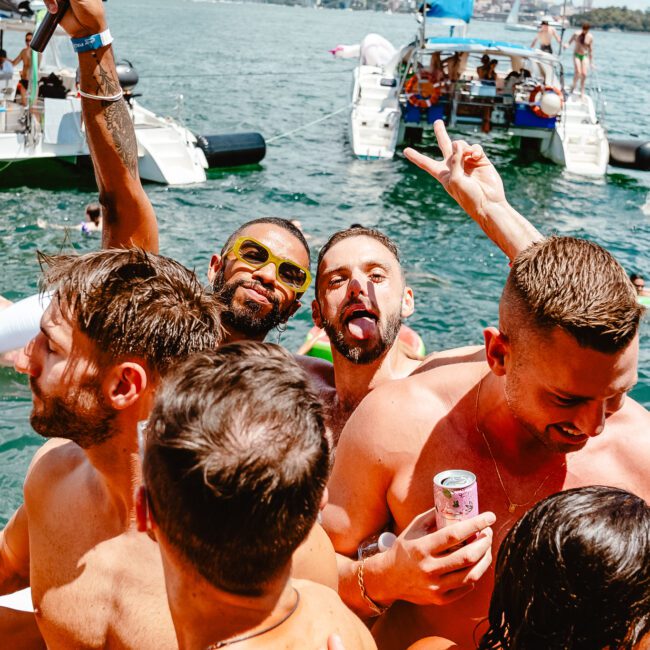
1,0,650,524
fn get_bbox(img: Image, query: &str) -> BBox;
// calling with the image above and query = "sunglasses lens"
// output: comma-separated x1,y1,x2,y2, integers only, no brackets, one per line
279,262,307,289
238,240,269,266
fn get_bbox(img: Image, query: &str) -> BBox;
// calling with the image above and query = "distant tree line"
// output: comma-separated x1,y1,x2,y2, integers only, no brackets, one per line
571,6,650,32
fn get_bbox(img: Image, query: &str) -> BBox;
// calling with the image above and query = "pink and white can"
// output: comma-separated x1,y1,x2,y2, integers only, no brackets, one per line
433,469,479,529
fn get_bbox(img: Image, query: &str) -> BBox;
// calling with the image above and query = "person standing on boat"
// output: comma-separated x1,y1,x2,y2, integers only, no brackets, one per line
0,49,14,81
565,22,593,99
530,20,560,55
11,32,34,107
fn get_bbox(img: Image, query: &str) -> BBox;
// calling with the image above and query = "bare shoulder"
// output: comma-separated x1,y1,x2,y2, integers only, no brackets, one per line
292,523,338,591
293,579,376,649
24,439,85,498
413,345,484,376
294,354,335,391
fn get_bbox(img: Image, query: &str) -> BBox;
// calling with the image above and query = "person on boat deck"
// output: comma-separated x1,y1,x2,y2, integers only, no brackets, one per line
530,20,560,55
429,52,445,85
11,32,35,107
476,54,491,80
565,22,593,99
0,49,14,81
138,343,376,650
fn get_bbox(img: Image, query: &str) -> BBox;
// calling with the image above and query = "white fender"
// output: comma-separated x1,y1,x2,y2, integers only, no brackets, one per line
0,293,51,354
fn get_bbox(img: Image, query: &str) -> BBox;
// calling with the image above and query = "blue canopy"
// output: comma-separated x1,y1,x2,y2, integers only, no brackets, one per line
424,36,553,59
424,0,473,23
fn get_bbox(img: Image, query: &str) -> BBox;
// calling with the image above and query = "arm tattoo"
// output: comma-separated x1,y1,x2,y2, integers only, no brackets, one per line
90,51,138,179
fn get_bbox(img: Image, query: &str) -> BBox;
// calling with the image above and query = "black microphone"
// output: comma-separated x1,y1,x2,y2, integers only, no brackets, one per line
30,0,70,53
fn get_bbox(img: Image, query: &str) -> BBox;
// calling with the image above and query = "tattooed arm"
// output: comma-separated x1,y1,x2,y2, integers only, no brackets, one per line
43,0,159,252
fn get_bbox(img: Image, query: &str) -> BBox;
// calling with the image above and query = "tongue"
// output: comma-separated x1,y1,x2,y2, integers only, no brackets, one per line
347,316,376,340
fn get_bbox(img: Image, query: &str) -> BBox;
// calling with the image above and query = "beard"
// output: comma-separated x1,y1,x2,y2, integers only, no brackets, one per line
212,269,293,338
29,374,118,449
321,305,402,365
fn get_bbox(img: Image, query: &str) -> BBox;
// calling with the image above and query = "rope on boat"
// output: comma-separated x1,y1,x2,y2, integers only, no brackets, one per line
266,104,350,144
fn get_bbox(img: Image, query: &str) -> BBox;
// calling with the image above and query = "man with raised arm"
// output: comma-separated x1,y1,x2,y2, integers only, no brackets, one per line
139,342,376,650
323,143,650,648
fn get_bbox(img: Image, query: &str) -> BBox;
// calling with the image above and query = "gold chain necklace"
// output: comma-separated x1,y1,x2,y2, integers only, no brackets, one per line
205,588,300,649
475,375,565,515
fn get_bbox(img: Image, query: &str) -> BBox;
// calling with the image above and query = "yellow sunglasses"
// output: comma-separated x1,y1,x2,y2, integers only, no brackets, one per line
226,236,312,293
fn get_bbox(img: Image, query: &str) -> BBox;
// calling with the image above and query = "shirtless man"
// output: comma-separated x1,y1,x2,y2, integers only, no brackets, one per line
0,248,222,649
139,342,375,650
323,156,650,648
530,21,560,55
11,32,34,106
565,22,593,98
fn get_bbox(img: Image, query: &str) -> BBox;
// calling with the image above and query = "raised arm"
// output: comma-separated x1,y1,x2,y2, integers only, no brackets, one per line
43,0,158,252
405,120,543,262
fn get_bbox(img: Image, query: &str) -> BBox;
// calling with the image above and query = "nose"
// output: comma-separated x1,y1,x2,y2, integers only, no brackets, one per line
346,273,366,300
574,401,607,437
251,261,278,287
14,336,37,376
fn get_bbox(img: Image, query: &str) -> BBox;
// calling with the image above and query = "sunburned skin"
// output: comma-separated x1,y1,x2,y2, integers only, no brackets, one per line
325,329,650,649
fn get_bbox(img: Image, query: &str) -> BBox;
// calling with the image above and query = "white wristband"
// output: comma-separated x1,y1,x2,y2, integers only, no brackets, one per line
78,88,124,102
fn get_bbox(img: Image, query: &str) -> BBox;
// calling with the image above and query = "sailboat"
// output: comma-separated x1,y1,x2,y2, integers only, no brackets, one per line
505,0,538,32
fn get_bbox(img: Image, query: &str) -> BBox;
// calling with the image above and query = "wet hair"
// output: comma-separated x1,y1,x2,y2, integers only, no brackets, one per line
501,236,643,353
582,21,591,31
38,248,222,377
220,217,310,263
0,49,6,59
85,202,102,225
144,342,330,596
315,224,402,296
478,486,650,649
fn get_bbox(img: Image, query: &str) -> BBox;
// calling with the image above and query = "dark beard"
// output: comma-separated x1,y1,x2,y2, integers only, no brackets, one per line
321,309,402,365
212,269,292,338
29,376,117,449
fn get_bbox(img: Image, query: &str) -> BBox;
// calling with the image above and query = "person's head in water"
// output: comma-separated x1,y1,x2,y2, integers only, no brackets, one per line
16,248,222,449
208,218,311,340
85,202,102,226
485,236,642,453
631,273,645,295
478,486,650,650
140,342,330,596
313,225,414,365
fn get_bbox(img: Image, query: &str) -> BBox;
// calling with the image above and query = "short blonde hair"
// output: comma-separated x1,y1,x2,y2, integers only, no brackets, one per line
502,237,643,353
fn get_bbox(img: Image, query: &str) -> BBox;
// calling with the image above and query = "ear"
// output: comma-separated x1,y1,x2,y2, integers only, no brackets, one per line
400,286,415,319
311,299,323,328
207,253,223,284
319,486,329,512
105,362,149,410
284,298,302,322
483,327,509,377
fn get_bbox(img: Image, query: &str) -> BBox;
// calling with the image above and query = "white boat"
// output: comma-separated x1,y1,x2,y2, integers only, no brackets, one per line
0,4,252,186
340,0,609,177
505,0,538,33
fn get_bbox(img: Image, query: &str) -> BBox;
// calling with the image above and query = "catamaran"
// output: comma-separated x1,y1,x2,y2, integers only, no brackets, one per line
336,0,609,177
0,0,265,185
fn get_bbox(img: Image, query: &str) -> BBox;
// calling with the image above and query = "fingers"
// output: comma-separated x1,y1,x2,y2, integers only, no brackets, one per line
433,119,452,159
433,512,496,553
433,530,493,575
404,147,446,181
43,0,58,13
403,505,438,539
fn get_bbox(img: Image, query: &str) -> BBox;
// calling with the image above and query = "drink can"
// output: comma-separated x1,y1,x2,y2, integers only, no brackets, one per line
433,470,479,529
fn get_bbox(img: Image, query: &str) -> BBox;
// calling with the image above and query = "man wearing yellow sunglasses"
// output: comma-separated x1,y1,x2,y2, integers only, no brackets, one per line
207,218,312,343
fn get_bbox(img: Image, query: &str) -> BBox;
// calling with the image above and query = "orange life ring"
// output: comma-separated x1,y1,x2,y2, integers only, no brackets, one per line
529,85,563,118
405,73,441,109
